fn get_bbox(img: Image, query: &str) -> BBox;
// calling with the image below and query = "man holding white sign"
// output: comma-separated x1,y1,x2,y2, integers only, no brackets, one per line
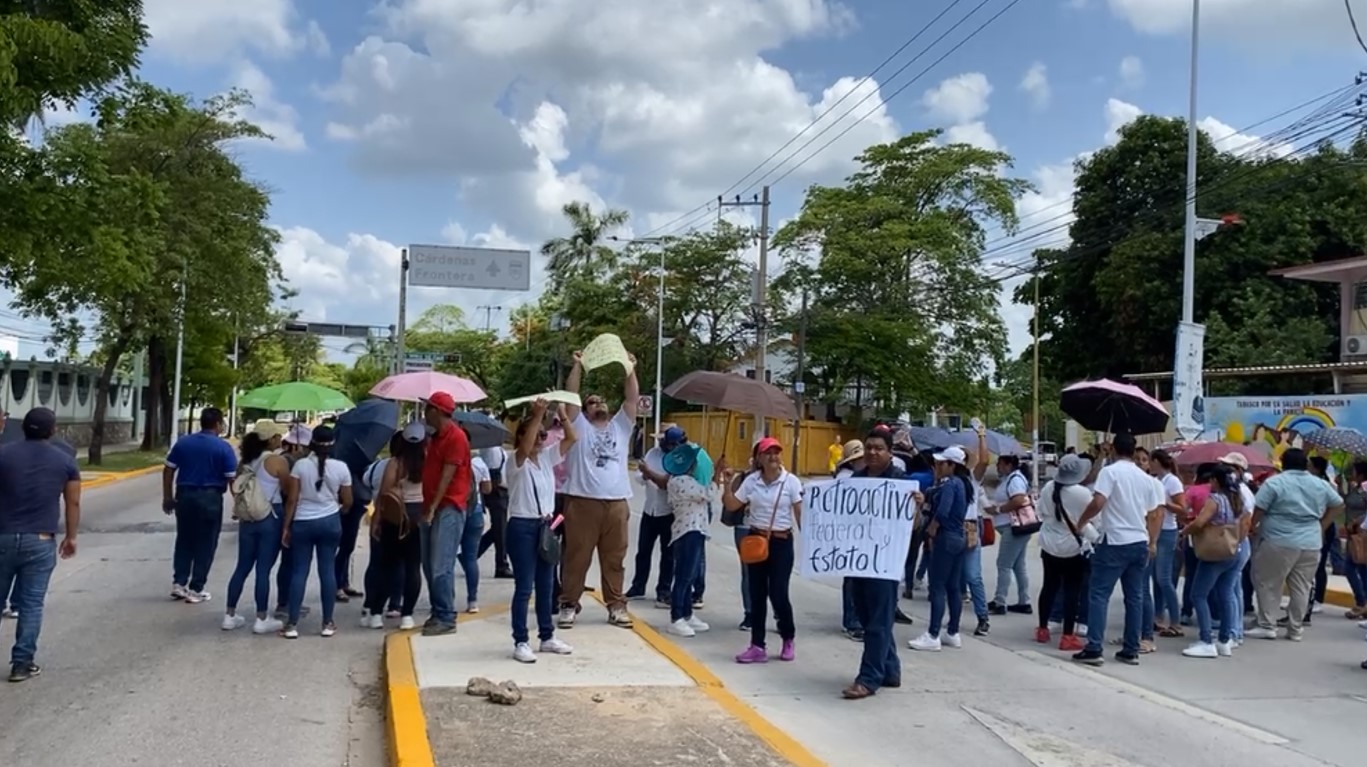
801,431,920,700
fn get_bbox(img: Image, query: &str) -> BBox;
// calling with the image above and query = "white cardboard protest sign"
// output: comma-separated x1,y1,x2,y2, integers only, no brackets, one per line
798,477,920,582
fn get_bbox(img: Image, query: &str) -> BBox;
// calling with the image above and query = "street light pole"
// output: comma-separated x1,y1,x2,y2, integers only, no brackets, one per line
169,265,186,447
1181,0,1201,326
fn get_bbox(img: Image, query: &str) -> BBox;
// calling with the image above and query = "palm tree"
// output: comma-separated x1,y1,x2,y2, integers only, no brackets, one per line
540,201,629,292
345,334,392,371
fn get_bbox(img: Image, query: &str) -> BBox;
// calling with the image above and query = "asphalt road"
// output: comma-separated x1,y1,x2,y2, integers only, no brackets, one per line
0,474,386,767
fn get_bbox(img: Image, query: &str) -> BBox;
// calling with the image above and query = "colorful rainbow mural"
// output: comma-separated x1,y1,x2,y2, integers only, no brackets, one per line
1205,397,1362,464
1276,407,1336,434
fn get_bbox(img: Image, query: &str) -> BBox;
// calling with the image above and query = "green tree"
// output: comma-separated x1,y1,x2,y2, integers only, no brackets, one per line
1021,116,1361,389
9,81,281,460
773,131,1031,418
540,201,629,292
406,304,506,402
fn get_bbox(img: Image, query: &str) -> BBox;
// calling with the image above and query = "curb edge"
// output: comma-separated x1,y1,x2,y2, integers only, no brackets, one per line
384,631,437,767
82,464,162,489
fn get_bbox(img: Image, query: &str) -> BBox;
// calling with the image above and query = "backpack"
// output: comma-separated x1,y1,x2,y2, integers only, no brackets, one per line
231,459,274,523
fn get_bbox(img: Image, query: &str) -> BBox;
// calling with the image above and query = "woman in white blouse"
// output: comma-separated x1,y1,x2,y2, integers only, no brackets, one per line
664,442,721,638
506,399,577,664
721,437,803,664
281,425,353,639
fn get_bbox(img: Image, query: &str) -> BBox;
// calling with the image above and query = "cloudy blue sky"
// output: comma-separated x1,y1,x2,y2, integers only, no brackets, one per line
10,0,1363,362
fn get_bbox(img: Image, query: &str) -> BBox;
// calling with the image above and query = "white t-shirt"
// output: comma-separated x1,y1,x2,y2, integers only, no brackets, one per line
1091,459,1165,546
993,470,1030,527
563,411,634,500
508,445,565,519
734,469,803,532
290,457,352,522
480,446,507,487
1039,481,1096,558
640,447,670,517
966,480,986,521
472,456,491,487
1159,472,1184,531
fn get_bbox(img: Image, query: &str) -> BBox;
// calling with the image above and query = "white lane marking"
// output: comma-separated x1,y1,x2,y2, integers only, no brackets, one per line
1017,650,1289,745
963,706,1144,767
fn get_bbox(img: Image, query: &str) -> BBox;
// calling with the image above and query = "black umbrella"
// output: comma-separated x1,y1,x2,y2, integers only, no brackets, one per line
454,411,509,450
334,398,400,476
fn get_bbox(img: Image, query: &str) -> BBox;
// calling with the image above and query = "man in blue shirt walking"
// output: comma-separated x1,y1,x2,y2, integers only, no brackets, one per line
162,408,238,604
0,408,81,682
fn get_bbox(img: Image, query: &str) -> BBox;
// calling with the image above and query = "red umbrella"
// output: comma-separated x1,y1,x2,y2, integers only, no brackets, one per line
1170,442,1274,471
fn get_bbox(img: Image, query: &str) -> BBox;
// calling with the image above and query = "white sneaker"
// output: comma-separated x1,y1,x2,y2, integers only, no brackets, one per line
1216,640,1234,657
170,584,188,600
1245,627,1279,640
365,613,385,630
908,632,942,651
466,601,480,614
184,590,211,604
253,617,284,635
321,623,337,638
513,642,537,663
221,614,246,631
942,633,962,649
282,625,299,639
556,607,577,628
358,612,374,628
686,615,710,632
1311,602,1324,614
608,607,634,628
399,616,416,630
539,637,573,655
1357,619,1367,630
669,618,696,637
1182,641,1218,658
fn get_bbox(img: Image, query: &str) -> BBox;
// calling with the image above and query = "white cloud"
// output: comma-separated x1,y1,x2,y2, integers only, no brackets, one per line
1197,116,1295,159
304,20,331,57
1019,62,1050,111
1104,98,1144,143
923,72,993,125
143,0,318,62
1118,55,1145,89
229,63,306,152
945,122,1000,151
1106,0,1349,46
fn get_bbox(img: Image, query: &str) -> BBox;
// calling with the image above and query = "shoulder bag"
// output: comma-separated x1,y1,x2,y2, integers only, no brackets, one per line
1348,529,1367,566
738,481,784,565
1191,495,1240,562
530,470,561,565
1006,472,1043,536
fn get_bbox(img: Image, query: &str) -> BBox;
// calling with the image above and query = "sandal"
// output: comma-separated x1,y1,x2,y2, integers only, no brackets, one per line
1158,625,1185,638
1139,640,1157,654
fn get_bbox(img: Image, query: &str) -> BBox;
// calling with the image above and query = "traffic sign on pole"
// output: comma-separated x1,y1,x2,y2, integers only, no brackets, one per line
637,395,653,415
407,245,532,291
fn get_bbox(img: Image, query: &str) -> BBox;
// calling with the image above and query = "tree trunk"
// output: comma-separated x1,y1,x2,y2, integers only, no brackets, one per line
88,337,130,466
140,336,167,451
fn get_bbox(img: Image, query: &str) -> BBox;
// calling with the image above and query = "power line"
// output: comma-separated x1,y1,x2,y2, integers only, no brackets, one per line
1348,0,1367,56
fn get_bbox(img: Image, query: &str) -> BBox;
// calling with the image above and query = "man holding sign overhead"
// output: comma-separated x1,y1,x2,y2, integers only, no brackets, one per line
557,346,640,629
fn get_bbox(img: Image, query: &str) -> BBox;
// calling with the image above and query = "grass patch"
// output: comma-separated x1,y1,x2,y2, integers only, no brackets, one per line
79,450,166,473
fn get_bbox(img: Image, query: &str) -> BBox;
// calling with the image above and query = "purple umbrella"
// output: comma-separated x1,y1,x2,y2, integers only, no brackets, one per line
1061,378,1169,435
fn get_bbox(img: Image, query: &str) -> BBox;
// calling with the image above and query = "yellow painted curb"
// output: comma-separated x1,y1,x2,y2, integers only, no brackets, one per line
384,632,436,767
590,592,827,767
382,603,511,767
82,464,162,489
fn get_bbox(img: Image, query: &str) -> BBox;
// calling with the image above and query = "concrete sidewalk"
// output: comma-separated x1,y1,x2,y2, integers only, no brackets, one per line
398,587,798,767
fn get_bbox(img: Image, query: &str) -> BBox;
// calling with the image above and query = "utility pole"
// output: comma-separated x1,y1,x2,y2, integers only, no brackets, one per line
719,187,771,442
477,305,502,333
791,288,808,455
1031,253,1041,493
169,260,186,448
1180,0,1200,327
396,249,409,375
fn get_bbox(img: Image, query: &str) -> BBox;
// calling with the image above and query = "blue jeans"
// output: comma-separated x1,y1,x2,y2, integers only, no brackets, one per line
0,534,57,667
670,532,706,623
507,517,555,644
458,508,484,605
963,534,988,620
1085,541,1149,655
851,577,900,691
227,506,283,615
842,578,861,632
288,514,343,626
993,526,1031,605
1151,528,1181,627
1191,547,1243,644
1180,541,1199,619
1346,558,1367,607
733,525,752,617
334,497,367,591
173,487,225,592
927,535,966,637
421,505,464,626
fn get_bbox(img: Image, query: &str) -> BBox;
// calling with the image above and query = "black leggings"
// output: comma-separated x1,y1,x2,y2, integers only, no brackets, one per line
1039,551,1088,635
365,521,422,616
745,534,796,649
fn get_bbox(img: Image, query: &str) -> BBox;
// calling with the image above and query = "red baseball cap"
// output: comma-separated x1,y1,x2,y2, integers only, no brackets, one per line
756,437,783,454
424,391,457,415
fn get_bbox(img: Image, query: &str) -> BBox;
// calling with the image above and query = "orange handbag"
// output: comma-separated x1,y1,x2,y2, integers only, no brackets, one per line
738,486,784,565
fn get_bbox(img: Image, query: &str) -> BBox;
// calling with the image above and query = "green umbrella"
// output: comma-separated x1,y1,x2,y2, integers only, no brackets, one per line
238,382,354,412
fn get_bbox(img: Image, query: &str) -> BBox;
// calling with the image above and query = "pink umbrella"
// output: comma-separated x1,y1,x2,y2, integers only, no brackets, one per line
1170,442,1275,471
1060,378,1169,435
369,371,486,404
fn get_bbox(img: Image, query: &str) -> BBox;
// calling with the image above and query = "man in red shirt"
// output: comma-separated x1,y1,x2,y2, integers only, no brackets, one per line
420,391,471,636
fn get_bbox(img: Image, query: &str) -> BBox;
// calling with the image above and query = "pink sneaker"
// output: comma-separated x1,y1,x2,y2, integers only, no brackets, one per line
735,645,768,664
779,639,795,661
